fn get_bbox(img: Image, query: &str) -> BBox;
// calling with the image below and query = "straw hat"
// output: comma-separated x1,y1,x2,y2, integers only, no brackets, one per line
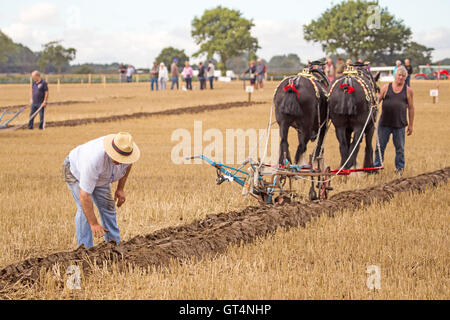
103,132,140,164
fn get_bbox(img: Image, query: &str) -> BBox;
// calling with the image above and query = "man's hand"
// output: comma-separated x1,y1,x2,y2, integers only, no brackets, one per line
407,125,413,136
41,101,47,108
91,223,109,238
115,189,126,207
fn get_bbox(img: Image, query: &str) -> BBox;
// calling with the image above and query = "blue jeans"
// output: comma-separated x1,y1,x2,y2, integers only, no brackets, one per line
405,76,411,87
171,76,179,90
151,78,158,91
208,76,214,89
63,158,120,248
374,126,405,170
185,77,192,90
28,103,45,129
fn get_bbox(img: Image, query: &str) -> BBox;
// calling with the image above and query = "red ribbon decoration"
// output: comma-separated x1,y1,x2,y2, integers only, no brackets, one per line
340,83,355,94
284,83,300,99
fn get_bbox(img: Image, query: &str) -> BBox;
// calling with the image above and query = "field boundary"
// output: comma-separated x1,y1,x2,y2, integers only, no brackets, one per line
0,166,448,293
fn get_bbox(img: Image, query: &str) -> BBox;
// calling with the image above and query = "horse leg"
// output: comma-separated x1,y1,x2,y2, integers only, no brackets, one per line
313,124,327,159
295,130,309,165
335,127,350,168
278,121,291,164
347,127,364,170
363,125,374,169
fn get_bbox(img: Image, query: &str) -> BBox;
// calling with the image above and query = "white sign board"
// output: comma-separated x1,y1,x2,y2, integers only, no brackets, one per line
430,89,439,97
218,76,231,82
246,86,254,93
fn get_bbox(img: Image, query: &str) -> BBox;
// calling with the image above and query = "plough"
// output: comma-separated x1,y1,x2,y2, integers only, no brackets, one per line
0,106,26,129
188,155,383,204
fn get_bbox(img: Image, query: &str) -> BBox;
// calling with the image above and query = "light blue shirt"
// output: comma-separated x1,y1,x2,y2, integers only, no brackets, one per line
68,137,129,194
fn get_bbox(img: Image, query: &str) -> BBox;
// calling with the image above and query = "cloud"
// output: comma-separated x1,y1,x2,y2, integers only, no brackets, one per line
18,2,60,25
413,27,450,60
253,19,324,63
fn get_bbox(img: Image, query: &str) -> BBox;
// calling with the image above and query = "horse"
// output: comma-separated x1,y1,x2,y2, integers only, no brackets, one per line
273,63,329,165
328,63,380,170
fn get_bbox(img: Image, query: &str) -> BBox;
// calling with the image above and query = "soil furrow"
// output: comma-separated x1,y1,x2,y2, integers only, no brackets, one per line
0,167,448,291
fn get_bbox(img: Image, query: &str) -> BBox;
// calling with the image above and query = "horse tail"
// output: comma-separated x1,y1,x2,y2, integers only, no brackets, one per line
279,78,303,116
334,77,357,116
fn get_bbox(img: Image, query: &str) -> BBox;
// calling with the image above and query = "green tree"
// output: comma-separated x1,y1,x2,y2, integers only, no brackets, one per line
73,64,95,74
191,6,259,74
37,41,76,74
268,54,303,73
155,47,189,71
303,0,411,61
0,31,16,63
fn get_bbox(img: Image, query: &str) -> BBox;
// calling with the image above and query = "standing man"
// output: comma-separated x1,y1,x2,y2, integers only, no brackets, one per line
374,66,414,174
150,61,159,91
62,132,140,248
335,57,345,78
207,60,215,90
198,61,207,90
126,65,135,82
242,60,257,89
404,59,413,87
28,70,49,130
255,59,266,90
171,58,179,90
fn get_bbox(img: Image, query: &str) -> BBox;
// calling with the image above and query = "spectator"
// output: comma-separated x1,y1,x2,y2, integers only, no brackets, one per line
119,63,127,83
126,65,135,83
423,63,432,75
171,58,179,90
28,70,49,130
393,60,402,76
158,62,169,90
242,60,257,88
182,61,193,90
198,62,207,90
346,59,352,69
374,66,414,175
324,57,336,83
404,59,413,87
150,61,159,91
255,59,266,90
335,58,345,78
207,60,215,89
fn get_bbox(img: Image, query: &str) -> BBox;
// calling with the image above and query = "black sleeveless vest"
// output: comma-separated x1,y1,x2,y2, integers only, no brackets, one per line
379,83,408,128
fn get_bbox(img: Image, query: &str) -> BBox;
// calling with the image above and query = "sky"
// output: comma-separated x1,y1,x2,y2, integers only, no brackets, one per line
1,0,449,68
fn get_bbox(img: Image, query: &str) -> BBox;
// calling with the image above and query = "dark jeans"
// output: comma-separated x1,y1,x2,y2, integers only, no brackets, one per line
185,77,192,90
151,78,158,91
199,77,206,90
171,76,179,90
405,76,411,87
208,76,214,89
28,103,45,130
374,125,405,170
126,76,132,82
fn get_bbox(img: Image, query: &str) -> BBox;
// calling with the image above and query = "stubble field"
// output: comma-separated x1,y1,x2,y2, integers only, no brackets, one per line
0,80,448,299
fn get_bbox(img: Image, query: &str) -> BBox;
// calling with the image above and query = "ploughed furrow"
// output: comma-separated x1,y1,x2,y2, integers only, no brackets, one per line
0,167,448,290
43,101,264,128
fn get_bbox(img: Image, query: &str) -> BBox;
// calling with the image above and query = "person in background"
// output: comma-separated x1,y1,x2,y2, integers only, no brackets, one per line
171,58,179,90
324,57,336,83
62,132,140,248
207,61,215,90
198,62,207,90
242,60,257,88
335,57,345,78
28,70,49,130
150,61,159,91
404,59,413,87
126,65,135,83
255,59,266,90
158,62,169,90
182,61,193,90
118,63,127,83
393,60,402,76
345,58,353,71
374,66,414,175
